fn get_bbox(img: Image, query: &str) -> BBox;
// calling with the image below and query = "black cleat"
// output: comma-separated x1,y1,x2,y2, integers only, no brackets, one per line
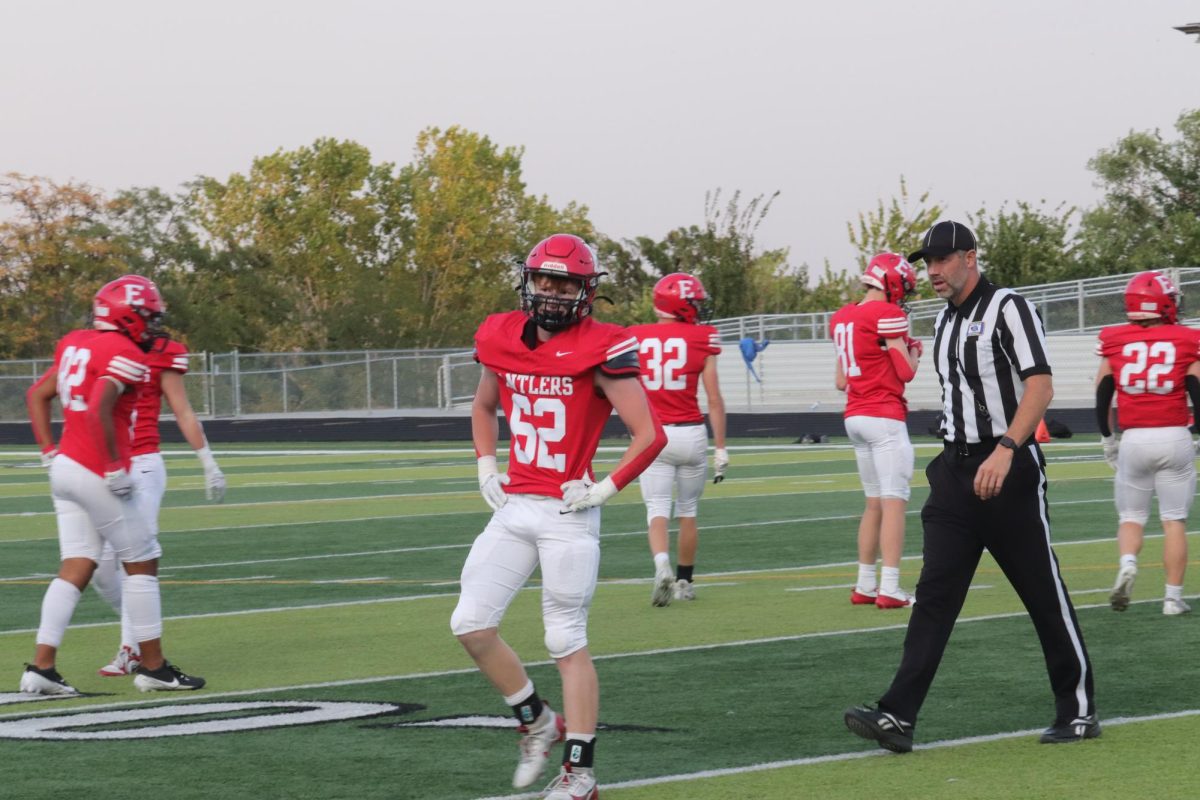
1039,715,1101,744
844,704,913,753
133,661,206,692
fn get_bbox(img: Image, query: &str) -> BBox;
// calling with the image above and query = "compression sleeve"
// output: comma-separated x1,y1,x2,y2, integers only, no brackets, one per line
888,346,916,383
608,407,667,490
1095,374,1115,437
1188,374,1200,432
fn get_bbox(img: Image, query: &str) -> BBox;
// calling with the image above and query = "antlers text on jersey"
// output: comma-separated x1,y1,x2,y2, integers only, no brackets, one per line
500,372,574,397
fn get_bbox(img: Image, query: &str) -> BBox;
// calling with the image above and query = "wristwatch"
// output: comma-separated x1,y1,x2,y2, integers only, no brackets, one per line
998,436,1019,452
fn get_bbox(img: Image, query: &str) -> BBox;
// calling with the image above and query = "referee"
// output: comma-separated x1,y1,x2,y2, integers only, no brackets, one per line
843,220,1098,752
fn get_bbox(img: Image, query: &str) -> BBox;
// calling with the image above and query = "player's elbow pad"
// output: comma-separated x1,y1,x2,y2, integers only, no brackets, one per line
887,347,916,383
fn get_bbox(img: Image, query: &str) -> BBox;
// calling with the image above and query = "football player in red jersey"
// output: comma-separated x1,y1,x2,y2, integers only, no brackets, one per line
830,253,922,609
23,275,205,695
1095,271,1200,616
451,234,666,799
91,326,227,678
629,272,726,606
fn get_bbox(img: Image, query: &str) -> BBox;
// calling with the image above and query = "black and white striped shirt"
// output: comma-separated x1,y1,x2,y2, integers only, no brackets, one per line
931,278,1051,443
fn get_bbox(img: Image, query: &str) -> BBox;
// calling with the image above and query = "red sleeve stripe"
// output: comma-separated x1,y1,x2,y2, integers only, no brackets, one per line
606,337,639,359
108,356,147,382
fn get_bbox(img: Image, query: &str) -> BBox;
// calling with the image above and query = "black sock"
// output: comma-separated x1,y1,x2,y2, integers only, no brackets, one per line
677,564,694,583
563,737,595,770
511,689,544,726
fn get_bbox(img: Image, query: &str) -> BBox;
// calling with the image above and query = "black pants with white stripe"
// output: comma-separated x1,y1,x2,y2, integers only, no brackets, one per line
878,441,1095,727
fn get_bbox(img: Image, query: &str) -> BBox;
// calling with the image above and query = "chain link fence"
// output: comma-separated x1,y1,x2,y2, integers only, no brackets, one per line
3,268,1196,420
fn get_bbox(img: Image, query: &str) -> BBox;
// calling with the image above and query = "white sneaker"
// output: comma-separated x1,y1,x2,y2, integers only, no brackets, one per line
513,706,565,789
651,565,675,607
541,766,598,800
19,664,78,696
98,645,142,677
673,578,696,601
1163,598,1192,616
1110,564,1137,612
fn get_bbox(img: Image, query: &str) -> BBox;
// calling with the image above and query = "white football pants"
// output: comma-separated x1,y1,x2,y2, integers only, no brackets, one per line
1115,426,1196,524
637,423,709,522
844,415,914,501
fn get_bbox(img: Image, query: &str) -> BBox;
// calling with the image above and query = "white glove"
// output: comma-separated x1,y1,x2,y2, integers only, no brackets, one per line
477,455,510,511
197,446,226,503
39,447,57,469
104,468,133,498
713,448,730,484
1101,435,1119,471
560,476,618,513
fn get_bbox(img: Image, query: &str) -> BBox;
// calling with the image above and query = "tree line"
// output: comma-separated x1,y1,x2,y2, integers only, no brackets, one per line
2,110,1198,358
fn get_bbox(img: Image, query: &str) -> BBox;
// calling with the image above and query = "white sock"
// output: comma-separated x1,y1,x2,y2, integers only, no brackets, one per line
880,566,901,595
91,558,138,652
654,552,671,572
1120,554,1138,571
1166,584,1184,602
565,731,595,743
122,574,163,643
856,563,877,593
503,680,535,707
36,579,82,647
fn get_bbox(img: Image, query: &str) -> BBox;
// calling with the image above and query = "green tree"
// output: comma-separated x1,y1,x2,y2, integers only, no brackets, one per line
847,176,943,279
1077,109,1200,272
0,174,134,358
969,201,1079,287
391,126,594,347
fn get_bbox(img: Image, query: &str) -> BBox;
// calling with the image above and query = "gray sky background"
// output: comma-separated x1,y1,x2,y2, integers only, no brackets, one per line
3,1,1198,275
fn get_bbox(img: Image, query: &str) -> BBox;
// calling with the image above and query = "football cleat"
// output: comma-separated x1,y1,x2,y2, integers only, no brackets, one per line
844,704,913,753
850,588,878,605
98,645,142,677
541,765,598,800
132,661,206,692
651,564,675,608
19,664,79,696
1163,598,1192,616
513,706,566,789
876,588,915,609
1039,714,1101,744
1109,564,1137,612
673,578,696,601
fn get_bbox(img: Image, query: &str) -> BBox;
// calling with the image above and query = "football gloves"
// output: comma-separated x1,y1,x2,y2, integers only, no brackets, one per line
713,448,730,484
477,455,510,512
104,467,133,498
1100,435,1119,471
560,476,618,513
196,446,226,503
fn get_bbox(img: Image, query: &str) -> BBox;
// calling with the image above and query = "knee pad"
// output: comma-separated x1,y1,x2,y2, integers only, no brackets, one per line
544,622,587,660
644,498,672,523
450,598,495,637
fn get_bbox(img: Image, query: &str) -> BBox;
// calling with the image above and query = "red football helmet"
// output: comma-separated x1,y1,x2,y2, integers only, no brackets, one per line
93,275,166,346
520,234,604,331
860,253,918,306
1124,270,1180,324
653,272,712,324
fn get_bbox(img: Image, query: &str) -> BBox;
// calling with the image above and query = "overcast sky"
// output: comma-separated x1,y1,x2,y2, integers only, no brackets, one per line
3,1,1198,274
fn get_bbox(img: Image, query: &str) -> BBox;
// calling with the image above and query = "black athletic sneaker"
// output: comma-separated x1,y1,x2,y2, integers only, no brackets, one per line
844,704,913,753
19,664,79,696
1039,715,1101,744
132,661,206,692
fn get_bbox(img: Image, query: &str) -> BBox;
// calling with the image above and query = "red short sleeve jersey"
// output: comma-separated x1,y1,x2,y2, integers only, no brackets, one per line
131,338,191,456
52,329,148,475
829,300,910,422
1097,322,1200,430
474,311,640,497
627,321,721,424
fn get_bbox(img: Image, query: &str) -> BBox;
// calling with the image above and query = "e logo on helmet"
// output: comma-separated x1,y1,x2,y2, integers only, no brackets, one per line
124,284,145,306
677,279,695,299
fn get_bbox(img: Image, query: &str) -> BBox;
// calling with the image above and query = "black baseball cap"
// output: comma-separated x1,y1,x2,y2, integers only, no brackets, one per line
907,220,977,262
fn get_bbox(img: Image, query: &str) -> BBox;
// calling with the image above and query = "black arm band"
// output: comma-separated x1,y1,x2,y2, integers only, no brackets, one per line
1188,374,1200,432
1095,374,1115,437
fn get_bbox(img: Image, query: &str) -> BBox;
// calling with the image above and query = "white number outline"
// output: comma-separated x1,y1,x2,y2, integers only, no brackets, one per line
1118,340,1176,395
639,337,688,391
56,346,91,412
509,394,567,472
833,322,861,377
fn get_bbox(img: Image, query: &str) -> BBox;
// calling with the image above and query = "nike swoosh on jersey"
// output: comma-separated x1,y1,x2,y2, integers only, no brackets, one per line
556,351,573,357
